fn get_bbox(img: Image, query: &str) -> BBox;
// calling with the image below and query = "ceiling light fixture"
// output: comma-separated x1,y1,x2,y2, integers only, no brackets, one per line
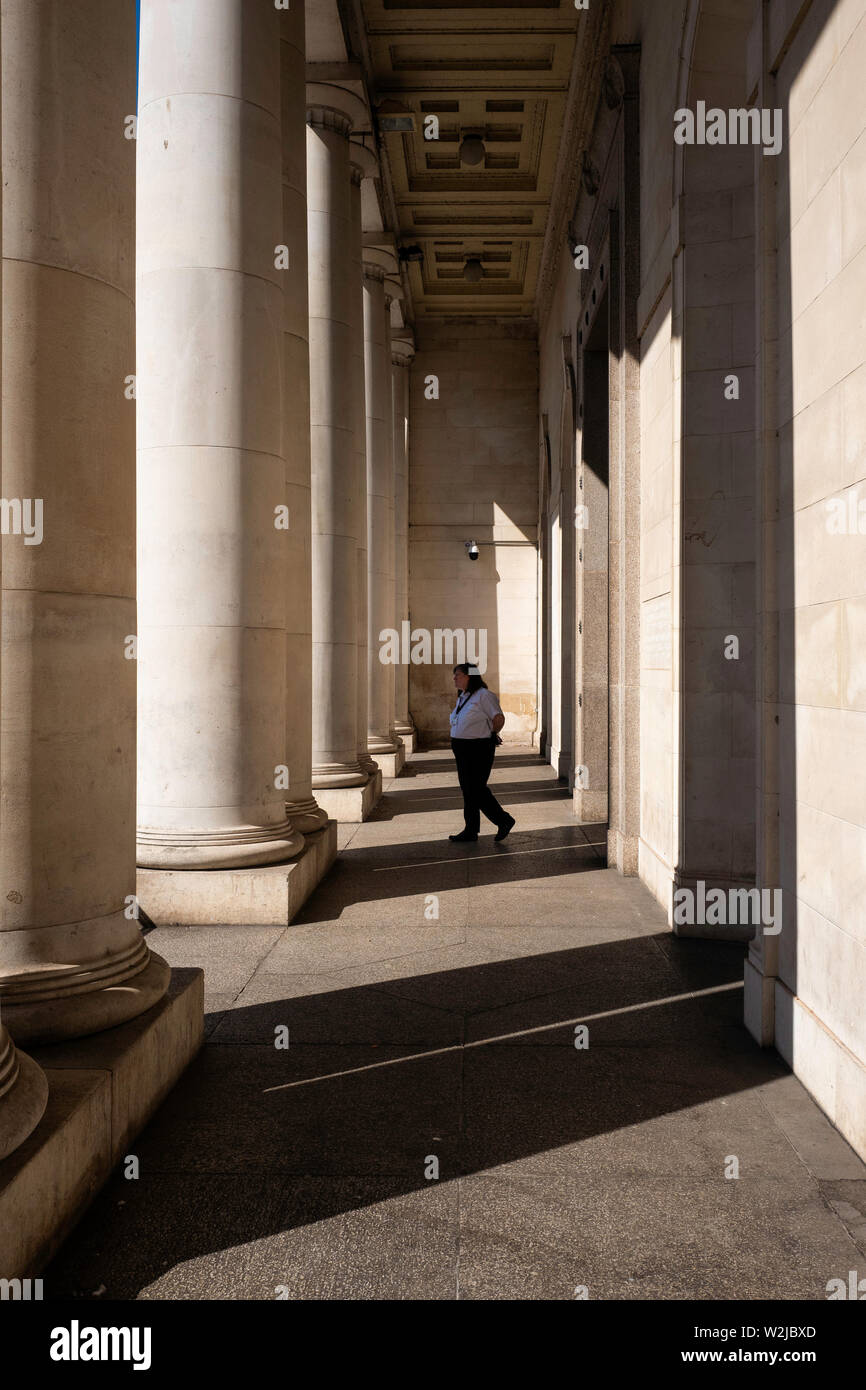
459,134,485,166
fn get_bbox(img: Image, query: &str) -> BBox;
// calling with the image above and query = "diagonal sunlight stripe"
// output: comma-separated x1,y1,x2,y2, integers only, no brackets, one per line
391,790,570,803
262,981,742,1093
372,842,602,870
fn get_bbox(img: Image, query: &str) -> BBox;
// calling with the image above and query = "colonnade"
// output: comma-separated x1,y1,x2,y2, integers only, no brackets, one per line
0,0,414,1165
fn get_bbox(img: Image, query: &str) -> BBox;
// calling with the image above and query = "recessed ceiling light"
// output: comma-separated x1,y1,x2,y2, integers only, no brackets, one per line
459,135,485,166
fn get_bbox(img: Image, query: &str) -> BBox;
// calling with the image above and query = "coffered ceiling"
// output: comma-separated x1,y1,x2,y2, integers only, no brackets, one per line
357,0,583,319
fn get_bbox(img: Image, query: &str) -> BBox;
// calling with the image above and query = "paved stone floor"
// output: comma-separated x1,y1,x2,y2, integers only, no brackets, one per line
48,750,866,1299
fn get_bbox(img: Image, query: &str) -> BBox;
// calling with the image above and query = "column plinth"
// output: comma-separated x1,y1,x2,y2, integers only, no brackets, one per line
0,1023,47,1161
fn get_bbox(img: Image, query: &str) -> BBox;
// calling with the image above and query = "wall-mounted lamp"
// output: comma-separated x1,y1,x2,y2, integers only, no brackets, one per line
461,539,533,556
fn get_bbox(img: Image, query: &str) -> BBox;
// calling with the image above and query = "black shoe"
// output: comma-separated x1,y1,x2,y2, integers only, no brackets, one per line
494,814,516,843
449,831,478,843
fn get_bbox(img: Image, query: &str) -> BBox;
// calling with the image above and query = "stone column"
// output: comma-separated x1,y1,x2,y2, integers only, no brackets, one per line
349,146,380,789
0,0,168,1044
363,250,404,776
391,332,416,749
280,8,327,835
0,8,49,1152
745,28,781,1041
342,156,379,803
136,0,304,871
307,84,370,805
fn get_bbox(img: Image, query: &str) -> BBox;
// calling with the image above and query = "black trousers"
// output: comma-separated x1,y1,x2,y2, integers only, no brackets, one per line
451,736,507,835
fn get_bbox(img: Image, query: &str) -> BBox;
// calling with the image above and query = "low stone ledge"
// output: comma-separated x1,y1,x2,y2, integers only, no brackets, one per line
33,968,204,1162
311,777,382,825
774,983,866,1165
137,820,338,927
373,745,405,781
0,968,202,1278
397,730,417,756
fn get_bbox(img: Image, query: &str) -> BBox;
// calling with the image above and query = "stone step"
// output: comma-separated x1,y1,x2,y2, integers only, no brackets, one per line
0,968,203,1280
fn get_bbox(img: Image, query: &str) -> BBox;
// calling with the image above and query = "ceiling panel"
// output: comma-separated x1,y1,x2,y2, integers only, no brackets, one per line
360,0,580,318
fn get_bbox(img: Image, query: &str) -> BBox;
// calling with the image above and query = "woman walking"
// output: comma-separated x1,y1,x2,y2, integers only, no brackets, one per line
448,663,516,843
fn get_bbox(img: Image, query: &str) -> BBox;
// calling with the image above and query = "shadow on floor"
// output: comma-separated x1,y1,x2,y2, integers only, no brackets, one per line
293,824,607,922
367,778,573,819
44,932,790,1299
397,753,556,778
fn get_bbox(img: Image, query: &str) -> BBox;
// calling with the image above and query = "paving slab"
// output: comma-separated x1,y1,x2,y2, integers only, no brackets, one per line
46,1174,460,1301
43,748,866,1300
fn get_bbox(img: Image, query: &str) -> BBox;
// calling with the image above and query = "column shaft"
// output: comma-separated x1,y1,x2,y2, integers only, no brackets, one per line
0,8,51,1150
308,90,367,789
364,267,399,755
0,0,168,1043
280,7,327,833
348,160,377,776
391,339,415,737
136,0,303,868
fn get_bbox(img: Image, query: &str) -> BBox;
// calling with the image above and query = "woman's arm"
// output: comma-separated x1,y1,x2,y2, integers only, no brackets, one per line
481,689,505,734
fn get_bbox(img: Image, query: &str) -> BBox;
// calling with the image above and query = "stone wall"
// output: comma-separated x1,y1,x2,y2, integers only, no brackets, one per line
408,320,539,746
536,0,866,1159
761,0,866,1157
539,0,687,874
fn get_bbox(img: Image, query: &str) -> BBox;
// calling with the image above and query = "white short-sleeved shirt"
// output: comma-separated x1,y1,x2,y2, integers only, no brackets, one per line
450,687,503,740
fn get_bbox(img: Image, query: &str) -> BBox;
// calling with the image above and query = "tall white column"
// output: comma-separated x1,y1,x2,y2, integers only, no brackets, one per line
308,86,369,791
136,0,303,870
391,333,415,740
349,146,379,778
0,0,169,1043
280,7,327,834
363,254,400,758
0,6,50,1153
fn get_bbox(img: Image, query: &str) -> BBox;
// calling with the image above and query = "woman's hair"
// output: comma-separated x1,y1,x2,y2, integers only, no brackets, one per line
453,663,488,695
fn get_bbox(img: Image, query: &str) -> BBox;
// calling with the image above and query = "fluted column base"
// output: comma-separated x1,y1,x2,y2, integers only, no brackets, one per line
312,760,368,790
0,951,171,1049
287,797,331,834
393,717,415,736
0,1024,48,1161
137,820,305,869
368,732,400,755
